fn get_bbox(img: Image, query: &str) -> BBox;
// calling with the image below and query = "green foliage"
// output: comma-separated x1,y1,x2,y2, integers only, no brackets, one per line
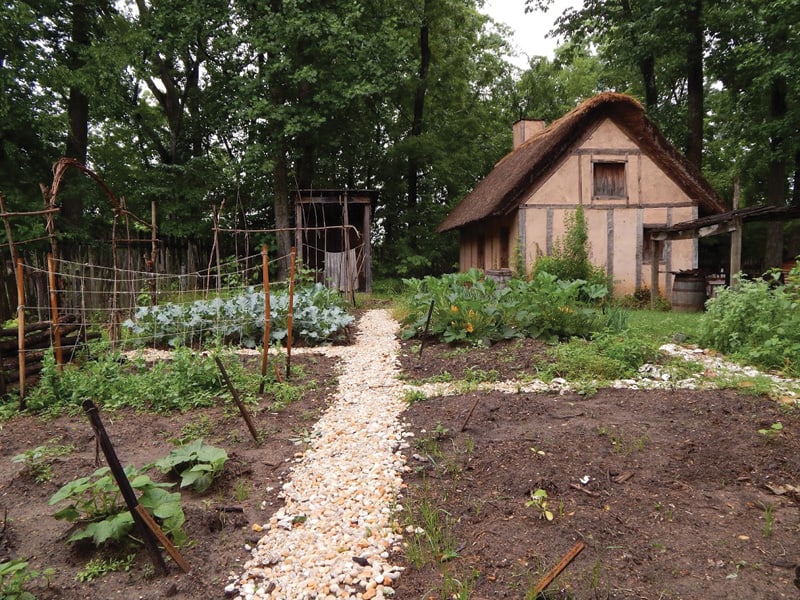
168,415,214,445
49,466,186,547
155,439,228,494
525,488,554,521
400,268,610,345
11,439,74,484
758,422,784,439
0,559,52,600
530,206,611,296
24,345,255,415
76,554,135,582
625,309,704,345
543,331,659,382
699,269,800,376
123,284,354,348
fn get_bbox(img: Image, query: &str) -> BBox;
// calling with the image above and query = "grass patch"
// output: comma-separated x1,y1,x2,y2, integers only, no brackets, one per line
624,309,704,344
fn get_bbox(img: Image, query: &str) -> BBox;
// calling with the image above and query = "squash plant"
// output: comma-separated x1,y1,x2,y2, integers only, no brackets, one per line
154,439,228,493
48,466,186,547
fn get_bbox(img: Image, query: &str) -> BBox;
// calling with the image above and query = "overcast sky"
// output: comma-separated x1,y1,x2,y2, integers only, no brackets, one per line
481,0,583,68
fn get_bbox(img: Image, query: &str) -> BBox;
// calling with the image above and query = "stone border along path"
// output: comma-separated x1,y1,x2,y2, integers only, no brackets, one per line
228,310,410,600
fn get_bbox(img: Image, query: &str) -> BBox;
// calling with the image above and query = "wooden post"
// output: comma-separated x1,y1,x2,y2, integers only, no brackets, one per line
730,176,742,291
650,240,661,308
215,356,261,444
16,258,26,408
259,245,272,394
286,247,296,379
82,400,172,576
46,253,63,371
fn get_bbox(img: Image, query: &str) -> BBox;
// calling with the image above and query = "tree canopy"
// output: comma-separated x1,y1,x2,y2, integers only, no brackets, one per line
3,0,799,274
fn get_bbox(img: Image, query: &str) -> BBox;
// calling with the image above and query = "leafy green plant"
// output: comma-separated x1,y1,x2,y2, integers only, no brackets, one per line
0,559,52,600
76,554,135,582
400,268,610,346
543,331,657,381
525,488,554,521
700,266,800,376
123,284,354,348
12,440,74,484
404,389,429,405
155,439,228,493
49,466,186,547
25,345,256,415
530,205,612,296
758,422,784,440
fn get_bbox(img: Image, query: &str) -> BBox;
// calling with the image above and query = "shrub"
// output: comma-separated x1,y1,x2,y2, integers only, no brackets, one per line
700,266,800,375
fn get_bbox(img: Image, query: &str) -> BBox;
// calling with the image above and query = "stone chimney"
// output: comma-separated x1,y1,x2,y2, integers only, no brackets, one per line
513,119,546,149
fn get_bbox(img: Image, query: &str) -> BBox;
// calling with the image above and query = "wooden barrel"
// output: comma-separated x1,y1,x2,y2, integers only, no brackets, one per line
671,274,706,312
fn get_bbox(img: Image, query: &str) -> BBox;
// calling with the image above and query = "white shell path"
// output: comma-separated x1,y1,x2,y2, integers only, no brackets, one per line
229,309,408,600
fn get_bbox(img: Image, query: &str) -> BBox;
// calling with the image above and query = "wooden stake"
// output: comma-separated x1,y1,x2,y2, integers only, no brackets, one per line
286,247,296,380
418,299,435,358
47,253,63,371
259,245,271,394
133,504,190,573
533,541,585,595
460,395,481,432
82,400,169,576
215,356,261,444
15,258,25,408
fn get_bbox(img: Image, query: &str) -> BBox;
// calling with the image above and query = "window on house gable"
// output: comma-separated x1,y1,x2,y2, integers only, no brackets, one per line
593,161,626,198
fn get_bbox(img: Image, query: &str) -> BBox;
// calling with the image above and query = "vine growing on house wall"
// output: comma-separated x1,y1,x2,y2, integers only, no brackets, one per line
530,205,611,293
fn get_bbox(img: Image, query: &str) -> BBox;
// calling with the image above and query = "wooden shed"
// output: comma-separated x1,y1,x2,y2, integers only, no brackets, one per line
438,93,727,297
294,189,377,293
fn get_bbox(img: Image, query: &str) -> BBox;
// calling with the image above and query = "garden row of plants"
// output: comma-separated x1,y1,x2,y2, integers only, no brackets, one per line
122,282,354,348
399,263,800,379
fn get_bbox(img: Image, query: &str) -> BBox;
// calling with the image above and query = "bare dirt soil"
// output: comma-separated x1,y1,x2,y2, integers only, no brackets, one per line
1,324,799,600
393,339,800,599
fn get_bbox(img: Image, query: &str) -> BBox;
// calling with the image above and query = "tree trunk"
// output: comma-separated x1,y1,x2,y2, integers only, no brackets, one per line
685,0,704,169
62,0,91,228
764,78,787,269
408,0,431,209
639,55,658,109
273,143,292,279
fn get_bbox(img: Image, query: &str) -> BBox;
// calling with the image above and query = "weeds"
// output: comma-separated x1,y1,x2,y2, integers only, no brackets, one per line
761,502,775,537
403,489,461,568
11,439,74,484
76,554,135,582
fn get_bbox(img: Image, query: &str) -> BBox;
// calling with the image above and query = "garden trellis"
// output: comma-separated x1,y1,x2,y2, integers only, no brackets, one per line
0,160,357,404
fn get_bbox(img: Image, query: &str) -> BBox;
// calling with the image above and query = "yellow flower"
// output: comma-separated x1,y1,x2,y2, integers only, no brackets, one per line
466,322,474,333
451,305,459,313
558,305,573,314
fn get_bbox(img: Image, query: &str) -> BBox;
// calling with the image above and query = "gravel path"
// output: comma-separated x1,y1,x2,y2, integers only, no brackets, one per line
228,310,409,600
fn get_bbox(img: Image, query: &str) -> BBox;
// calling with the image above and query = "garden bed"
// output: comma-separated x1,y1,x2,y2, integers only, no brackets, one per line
0,323,799,599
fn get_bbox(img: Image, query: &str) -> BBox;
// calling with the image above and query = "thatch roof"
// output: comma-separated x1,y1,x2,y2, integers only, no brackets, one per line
438,92,727,233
